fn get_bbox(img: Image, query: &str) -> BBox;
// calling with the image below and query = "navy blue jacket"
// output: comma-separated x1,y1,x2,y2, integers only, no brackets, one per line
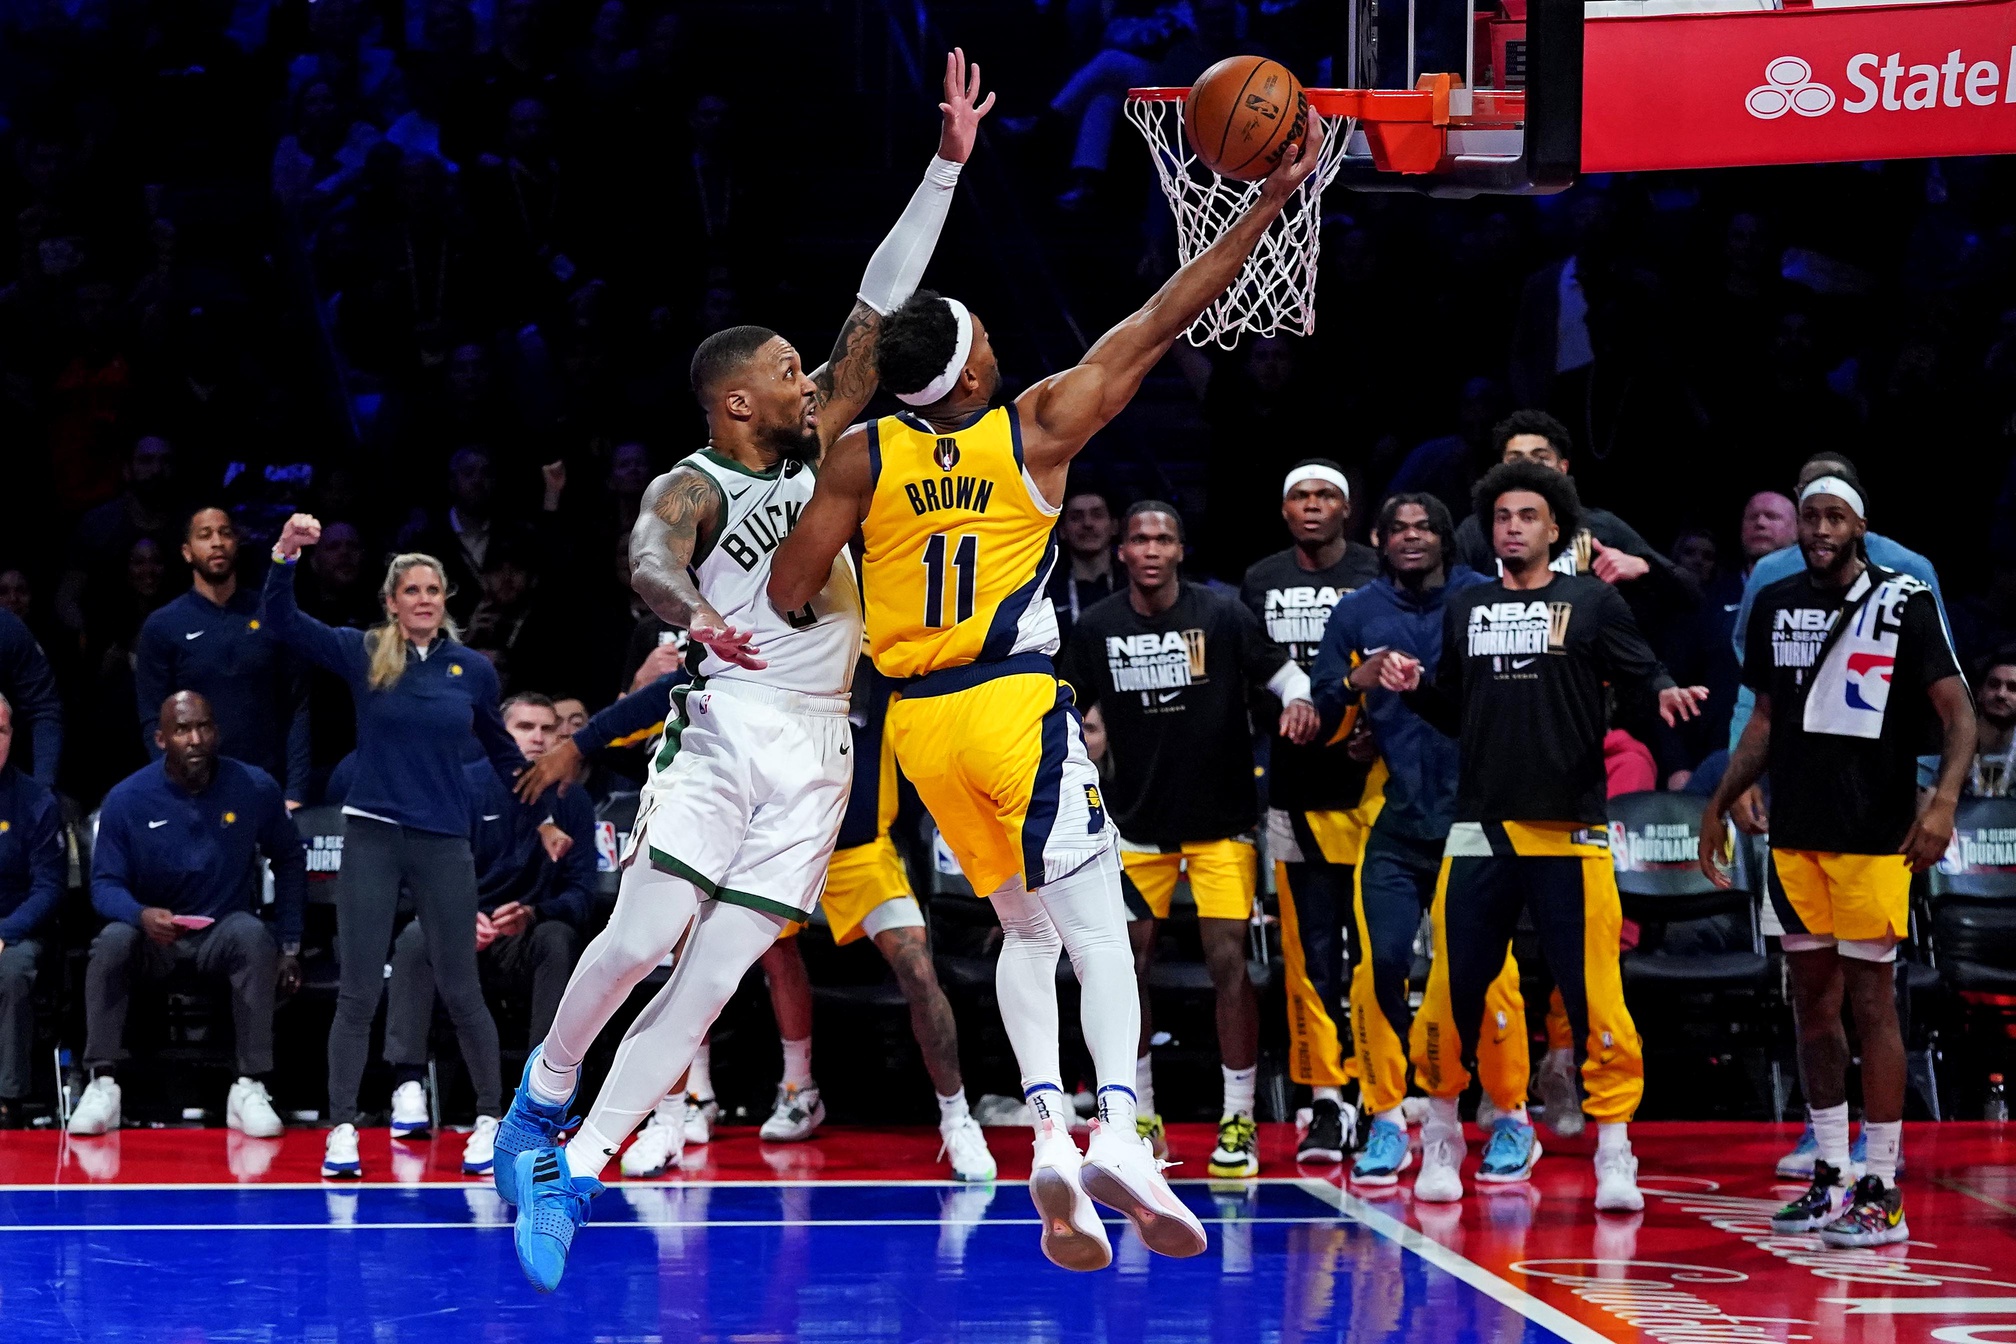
464,761,595,928
0,610,62,787
577,672,686,756
0,764,64,943
1311,567,1492,842
261,560,521,836
93,757,308,945
136,585,312,802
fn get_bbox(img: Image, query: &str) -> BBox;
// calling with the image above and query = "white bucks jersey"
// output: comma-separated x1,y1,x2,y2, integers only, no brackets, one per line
684,449,862,696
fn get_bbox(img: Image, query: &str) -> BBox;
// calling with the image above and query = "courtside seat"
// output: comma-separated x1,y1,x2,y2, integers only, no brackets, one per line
1930,801,2016,995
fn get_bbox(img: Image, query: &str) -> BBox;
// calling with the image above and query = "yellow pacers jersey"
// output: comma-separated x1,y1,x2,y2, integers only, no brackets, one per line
862,406,1061,679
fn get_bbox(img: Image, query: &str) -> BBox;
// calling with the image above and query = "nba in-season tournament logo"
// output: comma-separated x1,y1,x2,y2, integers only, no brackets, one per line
933,437,961,471
1262,584,1349,658
1104,629,1208,699
1467,600,1572,667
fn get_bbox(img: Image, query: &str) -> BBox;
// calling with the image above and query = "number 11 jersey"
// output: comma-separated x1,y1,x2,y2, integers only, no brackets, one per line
861,406,1062,679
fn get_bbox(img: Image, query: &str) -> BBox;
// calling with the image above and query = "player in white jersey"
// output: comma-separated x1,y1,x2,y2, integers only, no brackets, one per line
498,53,994,1293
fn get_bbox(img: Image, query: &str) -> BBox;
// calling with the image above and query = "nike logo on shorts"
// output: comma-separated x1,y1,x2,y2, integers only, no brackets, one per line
185,631,205,640
148,820,168,828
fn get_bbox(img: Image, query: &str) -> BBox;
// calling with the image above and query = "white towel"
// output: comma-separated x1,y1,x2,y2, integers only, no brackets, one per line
1803,567,1928,740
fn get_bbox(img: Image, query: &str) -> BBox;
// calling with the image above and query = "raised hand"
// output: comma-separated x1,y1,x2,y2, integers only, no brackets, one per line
937,47,996,164
1258,111,1325,208
1657,685,1711,726
1590,538,1650,586
276,512,322,559
690,615,768,671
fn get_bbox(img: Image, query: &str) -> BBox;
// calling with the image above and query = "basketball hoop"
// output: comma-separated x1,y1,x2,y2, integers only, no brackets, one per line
1124,89,1352,349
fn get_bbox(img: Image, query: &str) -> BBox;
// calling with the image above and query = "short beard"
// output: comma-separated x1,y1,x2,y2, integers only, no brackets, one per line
763,422,822,464
1803,538,1860,581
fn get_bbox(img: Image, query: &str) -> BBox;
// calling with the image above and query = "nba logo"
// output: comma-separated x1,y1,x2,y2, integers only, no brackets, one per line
1844,652,1894,711
934,437,961,471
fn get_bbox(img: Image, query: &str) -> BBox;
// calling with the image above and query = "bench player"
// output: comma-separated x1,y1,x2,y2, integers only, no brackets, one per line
770,123,1325,1270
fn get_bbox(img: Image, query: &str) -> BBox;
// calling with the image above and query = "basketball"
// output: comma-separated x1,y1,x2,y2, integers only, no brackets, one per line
1183,55,1308,182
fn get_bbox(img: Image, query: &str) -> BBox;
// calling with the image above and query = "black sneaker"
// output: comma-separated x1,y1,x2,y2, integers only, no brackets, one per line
1770,1159,1849,1232
1821,1175,1908,1248
1298,1099,1349,1165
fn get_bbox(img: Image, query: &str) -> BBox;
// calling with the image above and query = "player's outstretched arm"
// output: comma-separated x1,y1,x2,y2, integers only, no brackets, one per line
633,468,766,669
768,427,874,613
1017,118,1324,474
809,48,995,450
1699,694,1773,886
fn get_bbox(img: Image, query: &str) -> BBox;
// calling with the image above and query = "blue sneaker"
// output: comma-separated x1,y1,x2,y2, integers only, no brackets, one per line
1776,1123,1819,1179
1476,1117,1542,1184
495,1047,576,1206
1350,1119,1413,1187
512,1145,604,1293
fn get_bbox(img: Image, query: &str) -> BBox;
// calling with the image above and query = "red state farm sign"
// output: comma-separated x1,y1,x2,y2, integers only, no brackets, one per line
1584,0,2016,172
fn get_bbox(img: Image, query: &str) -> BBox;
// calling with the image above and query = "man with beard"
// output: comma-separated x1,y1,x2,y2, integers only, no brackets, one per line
495,54,990,1293
1968,653,2016,796
136,507,311,806
1702,471,1970,1249
1239,460,1378,1164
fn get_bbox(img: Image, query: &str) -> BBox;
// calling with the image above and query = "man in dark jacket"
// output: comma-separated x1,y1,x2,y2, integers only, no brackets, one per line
0,609,62,788
0,694,64,1126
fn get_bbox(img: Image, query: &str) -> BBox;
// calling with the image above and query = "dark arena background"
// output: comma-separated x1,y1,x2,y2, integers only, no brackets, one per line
2,0,2016,1339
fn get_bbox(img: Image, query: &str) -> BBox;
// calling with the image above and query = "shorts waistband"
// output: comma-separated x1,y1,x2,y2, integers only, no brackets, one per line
698,676,851,716
899,652,1055,699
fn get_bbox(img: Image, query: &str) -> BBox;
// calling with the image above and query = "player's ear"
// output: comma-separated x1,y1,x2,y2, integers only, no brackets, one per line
722,386,753,421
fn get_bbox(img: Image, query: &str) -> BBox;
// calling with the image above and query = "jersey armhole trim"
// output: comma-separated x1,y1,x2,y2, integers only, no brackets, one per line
866,419,883,492
1006,405,1064,517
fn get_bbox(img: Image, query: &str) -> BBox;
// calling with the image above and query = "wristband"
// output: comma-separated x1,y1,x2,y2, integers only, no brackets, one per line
271,549,299,566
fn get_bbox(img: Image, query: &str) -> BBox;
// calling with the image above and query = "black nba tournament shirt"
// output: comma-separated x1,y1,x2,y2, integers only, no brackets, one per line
1241,544,1381,813
1412,572,1675,827
1061,582,1292,846
1742,566,1958,854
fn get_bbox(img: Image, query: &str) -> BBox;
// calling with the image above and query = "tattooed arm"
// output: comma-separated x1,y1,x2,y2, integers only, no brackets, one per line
630,467,767,670
808,49,994,451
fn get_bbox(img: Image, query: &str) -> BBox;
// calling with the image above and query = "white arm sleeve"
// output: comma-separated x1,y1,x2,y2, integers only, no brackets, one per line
1266,661,1313,705
856,155,963,315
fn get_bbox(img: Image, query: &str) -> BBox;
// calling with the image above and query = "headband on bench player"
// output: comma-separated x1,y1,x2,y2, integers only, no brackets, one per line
894,297,973,407
1283,464,1351,500
1799,474,1866,520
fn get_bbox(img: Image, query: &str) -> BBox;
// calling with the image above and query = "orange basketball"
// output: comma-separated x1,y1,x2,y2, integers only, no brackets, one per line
1184,55,1308,183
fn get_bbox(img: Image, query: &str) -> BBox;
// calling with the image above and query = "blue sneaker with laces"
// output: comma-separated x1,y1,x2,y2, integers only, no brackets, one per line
512,1144,604,1293
495,1046,576,1206
1776,1123,1819,1179
1476,1116,1542,1183
1350,1119,1413,1187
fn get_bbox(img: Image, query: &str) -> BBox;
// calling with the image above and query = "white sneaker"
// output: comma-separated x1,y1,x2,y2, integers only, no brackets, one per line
389,1080,430,1138
1594,1145,1644,1213
759,1083,825,1142
67,1076,120,1136
683,1094,718,1146
1538,1053,1585,1138
227,1077,284,1138
461,1115,499,1175
1414,1124,1466,1203
622,1109,687,1178
938,1112,997,1182
1080,1120,1208,1259
323,1122,362,1179
1029,1120,1111,1272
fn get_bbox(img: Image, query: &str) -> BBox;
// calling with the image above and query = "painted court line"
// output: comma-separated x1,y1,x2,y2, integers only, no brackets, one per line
0,1176,1323,1193
1296,1179,1612,1344
0,1216,1345,1233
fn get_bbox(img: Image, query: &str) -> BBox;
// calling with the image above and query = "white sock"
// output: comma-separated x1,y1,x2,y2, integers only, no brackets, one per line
1312,1085,1343,1105
1812,1102,1851,1179
1376,1106,1404,1128
651,1093,685,1126
937,1089,970,1126
564,1118,622,1182
781,1037,813,1091
1862,1119,1902,1188
530,1053,577,1106
1134,1053,1157,1116
1503,1106,1530,1126
687,1042,713,1101
1221,1064,1258,1120
1026,1083,1072,1131
1596,1121,1631,1156
1096,1084,1137,1132
1426,1096,1461,1138
1545,1046,1574,1072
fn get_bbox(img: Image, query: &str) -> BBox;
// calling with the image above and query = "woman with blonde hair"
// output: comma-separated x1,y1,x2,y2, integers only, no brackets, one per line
264,513,524,1180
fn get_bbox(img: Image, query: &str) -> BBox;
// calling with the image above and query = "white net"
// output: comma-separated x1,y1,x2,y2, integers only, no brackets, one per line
1124,96,1353,349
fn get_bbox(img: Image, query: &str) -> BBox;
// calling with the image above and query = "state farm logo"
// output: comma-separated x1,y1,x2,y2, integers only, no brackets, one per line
1748,56,1835,119
1746,49,2016,120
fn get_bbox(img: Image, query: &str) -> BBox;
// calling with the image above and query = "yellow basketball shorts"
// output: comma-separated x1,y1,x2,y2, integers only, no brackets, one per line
777,833,921,945
1119,837,1256,921
886,662,1109,896
1768,848,1910,959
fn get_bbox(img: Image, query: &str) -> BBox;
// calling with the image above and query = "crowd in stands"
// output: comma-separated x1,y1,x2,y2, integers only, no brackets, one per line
3,0,2016,1129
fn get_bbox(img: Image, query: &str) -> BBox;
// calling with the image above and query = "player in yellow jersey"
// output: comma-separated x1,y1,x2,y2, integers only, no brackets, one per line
771,122,1324,1274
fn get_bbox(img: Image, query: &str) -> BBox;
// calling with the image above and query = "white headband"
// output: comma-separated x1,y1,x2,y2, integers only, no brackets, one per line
894,297,973,407
1800,474,1865,519
1283,464,1350,501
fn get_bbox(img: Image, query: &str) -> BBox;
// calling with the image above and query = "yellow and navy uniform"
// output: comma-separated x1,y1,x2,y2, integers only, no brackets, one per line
780,659,918,945
861,406,1107,895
